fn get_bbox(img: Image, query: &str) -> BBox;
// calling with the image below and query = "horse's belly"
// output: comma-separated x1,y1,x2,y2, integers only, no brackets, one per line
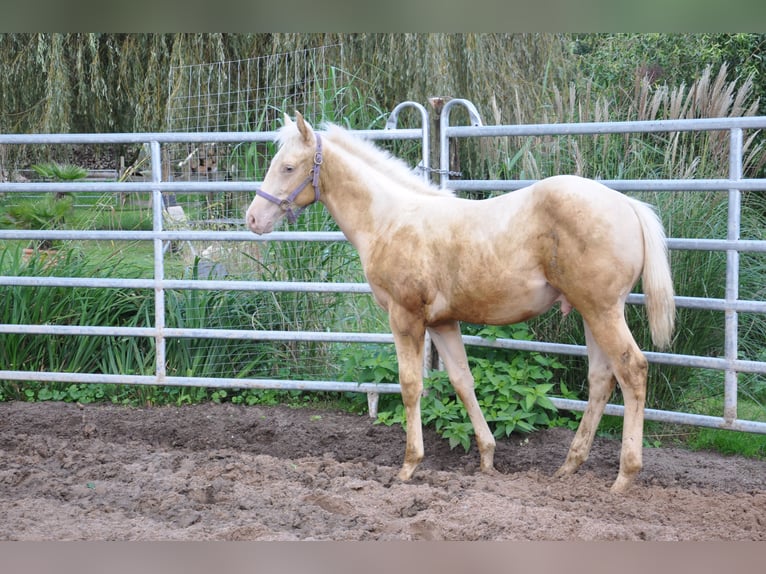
426,279,560,326
467,296,558,325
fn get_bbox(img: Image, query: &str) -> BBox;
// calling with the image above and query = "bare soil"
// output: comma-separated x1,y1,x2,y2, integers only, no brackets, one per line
1,400,765,540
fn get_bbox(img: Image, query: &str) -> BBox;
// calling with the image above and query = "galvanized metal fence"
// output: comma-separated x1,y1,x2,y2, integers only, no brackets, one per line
2,100,766,435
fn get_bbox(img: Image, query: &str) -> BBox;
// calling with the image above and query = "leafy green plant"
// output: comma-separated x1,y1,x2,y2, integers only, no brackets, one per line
339,344,400,385
0,194,74,250
0,162,85,250
358,323,575,452
30,162,87,182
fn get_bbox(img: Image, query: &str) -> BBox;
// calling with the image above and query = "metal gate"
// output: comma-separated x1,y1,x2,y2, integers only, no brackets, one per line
1,100,766,434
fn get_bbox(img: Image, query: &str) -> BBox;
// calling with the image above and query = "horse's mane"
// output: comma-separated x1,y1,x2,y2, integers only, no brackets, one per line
323,123,453,197
278,121,454,198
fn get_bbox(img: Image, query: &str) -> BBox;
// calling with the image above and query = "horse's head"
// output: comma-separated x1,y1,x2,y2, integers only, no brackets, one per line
246,112,322,234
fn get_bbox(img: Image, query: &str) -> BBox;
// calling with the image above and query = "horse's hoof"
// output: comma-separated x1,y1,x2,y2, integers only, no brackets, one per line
553,463,576,478
609,474,634,494
397,466,415,481
480,465,500,477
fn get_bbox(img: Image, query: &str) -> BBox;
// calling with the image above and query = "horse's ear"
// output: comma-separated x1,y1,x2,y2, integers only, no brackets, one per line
295,111,314,145
283,113,294,127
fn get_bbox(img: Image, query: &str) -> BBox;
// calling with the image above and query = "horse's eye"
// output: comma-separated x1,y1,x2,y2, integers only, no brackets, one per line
283,165,294,173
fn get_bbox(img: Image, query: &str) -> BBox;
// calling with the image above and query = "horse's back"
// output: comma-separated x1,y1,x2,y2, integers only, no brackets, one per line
528,175,635,213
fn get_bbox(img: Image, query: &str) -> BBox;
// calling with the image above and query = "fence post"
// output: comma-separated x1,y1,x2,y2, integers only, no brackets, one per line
724,128,743,424
424,97,455,373
151,141,167,384
386,101,431,181
427,97,449,189
437,98,483,189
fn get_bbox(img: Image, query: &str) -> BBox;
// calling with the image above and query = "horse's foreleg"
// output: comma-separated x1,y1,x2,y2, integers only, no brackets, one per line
428,322,496,474
556,323,615,479
389,307,427,481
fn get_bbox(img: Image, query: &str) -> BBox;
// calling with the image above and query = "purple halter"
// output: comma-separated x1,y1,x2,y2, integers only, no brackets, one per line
255,133,323,224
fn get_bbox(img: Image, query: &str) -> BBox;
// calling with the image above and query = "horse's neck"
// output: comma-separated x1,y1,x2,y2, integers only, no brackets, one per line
316,146,396,255
319,176,383,259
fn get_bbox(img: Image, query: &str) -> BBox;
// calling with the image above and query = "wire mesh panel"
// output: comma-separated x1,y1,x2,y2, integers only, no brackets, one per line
167,44,347,132
165,44,350,189
164,234,389,382
161,44,390,383
161,43,367,311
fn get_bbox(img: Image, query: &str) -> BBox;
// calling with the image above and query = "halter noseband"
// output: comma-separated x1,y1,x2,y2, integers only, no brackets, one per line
255,133,323,224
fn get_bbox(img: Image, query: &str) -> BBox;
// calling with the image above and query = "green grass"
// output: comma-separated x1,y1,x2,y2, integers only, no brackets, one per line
683,398,766,458
594,397,766,459
688,427,766,459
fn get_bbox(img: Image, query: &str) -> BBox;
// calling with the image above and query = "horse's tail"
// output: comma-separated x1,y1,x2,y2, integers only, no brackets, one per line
630,199,676,349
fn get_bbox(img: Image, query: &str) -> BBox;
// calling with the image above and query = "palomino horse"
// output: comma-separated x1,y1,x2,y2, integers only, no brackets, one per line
246,113,675,493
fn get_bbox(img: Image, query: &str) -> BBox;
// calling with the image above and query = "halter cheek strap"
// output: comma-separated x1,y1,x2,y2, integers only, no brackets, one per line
255,133,323,224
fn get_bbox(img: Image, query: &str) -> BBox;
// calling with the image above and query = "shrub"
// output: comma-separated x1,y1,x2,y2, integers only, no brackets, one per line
346,323,578,452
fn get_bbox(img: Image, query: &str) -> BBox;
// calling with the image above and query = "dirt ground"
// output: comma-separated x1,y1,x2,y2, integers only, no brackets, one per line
1,400,765,541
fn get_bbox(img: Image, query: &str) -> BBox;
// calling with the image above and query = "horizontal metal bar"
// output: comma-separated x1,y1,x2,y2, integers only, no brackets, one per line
446,116,766,138
0,128,423,146
4,321,765,376
0,276,159,289
4,118,764,148
0,131,278,145
0,324,156,337
159,377,404,394
163,280,373,293
0,369,403,394
627,293,766,313
0,324,393,344
551,398,766,434
0,230,347,242
461,335,766,374
667,238,766,253
5,177,766,195
4,232,766,256
0,275,371,293
0,181,262,193
163,329,393,344
449,178,766,192
461,334,586,357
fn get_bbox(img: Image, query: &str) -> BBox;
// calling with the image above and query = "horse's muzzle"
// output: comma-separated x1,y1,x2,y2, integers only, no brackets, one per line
245,203,277,235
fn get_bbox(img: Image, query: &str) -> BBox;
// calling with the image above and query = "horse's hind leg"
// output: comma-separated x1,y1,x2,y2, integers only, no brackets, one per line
559,314,648,493
610,334,649,493
555,323,616,478
428,322,496,474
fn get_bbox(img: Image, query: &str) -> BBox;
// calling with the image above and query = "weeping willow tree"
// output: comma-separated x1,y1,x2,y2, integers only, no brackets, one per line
2,33,764,135
266,33,572,121
0,33,254,133
0,33,574,135
0,33,575,177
